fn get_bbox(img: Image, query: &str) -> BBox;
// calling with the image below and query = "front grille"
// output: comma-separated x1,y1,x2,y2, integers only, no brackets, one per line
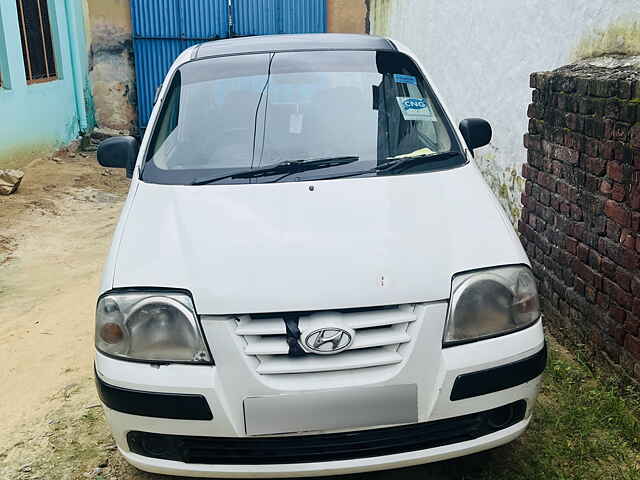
233,304,418,374
127,400,527,465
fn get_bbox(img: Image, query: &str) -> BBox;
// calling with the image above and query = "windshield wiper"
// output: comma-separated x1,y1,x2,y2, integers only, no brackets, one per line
192,156,359,185
315,151,463,181
378,151,462,172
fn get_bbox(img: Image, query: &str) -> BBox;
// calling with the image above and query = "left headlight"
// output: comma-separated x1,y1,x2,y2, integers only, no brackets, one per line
444,265,540,346
95,291,212,364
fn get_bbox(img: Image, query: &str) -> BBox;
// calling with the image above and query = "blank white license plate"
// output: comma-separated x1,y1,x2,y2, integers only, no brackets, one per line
243,384,418,436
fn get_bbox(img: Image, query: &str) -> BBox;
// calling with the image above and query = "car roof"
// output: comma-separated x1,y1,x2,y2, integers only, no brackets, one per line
193,33,395,59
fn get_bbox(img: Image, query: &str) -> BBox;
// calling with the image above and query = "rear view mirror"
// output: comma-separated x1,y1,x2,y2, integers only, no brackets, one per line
459,118,492,152
372,85,380,110
97,136,139,179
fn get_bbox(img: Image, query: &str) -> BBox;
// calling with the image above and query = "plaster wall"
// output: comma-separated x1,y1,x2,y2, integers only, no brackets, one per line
0,0,90,168
85,0,136,132
369,0,640,223
327,0,366,34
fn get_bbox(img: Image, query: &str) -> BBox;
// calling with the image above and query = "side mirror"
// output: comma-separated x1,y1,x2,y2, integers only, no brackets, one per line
97,136,139,179
459,118,492,152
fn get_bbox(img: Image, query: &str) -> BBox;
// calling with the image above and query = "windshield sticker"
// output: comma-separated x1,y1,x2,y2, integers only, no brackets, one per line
289,113,303,134
396,97,436,121
393,74,417,85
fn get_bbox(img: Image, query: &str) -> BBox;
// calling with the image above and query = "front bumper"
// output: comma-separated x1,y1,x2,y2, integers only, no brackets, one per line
119,417,531,478
125,399,527,463
95,319,545,477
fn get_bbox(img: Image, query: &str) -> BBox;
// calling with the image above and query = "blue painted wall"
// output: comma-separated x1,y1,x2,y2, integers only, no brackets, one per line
0,0,93,167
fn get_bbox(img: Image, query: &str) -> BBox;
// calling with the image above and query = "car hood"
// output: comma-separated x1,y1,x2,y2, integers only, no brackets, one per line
111,163,528,314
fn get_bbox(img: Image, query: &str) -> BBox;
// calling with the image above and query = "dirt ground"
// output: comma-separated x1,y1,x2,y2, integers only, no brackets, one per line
0,151,134,479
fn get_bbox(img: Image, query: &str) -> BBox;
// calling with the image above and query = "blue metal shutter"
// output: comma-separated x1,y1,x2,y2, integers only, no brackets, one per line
131,0,327,130
233,0,326,36
280,0,326,34
131,0,228,129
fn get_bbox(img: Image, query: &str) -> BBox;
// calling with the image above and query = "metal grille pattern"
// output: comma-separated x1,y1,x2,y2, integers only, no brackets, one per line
234,305,418,374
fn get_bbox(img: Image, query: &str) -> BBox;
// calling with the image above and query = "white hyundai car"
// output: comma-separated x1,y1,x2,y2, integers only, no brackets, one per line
94,34,546,478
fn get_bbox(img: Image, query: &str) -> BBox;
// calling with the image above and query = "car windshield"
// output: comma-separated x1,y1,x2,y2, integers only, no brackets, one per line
141,50,464,185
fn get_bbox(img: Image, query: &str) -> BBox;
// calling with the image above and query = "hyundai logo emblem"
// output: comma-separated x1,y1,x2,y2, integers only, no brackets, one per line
301,327,354,355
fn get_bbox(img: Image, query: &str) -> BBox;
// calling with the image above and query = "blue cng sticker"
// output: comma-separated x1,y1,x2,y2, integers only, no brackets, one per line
403,98,426,110
393,74,417,85
396,97,435,121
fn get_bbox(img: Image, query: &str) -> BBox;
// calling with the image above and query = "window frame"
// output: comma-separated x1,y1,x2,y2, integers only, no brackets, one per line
145,71,182,168
0,4,9,89
16,0,58,85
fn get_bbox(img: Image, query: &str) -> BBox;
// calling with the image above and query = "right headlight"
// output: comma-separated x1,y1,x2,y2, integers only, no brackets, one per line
444,265,540,346
95,291,212,364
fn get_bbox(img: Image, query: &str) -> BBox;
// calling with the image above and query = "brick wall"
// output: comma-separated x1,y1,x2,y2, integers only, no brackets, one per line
520,64,640,378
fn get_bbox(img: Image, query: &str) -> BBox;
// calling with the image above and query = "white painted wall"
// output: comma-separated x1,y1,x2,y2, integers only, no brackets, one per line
369,0,640,222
